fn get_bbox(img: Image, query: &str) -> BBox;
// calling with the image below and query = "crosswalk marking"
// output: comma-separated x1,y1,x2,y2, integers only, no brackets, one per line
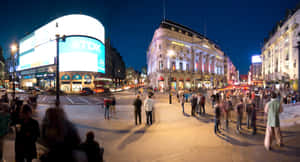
66,96,74,104
78,97,91,104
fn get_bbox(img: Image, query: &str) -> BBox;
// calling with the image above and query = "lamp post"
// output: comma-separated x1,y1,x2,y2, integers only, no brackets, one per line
10,43,18,101
55,34,66,106
167,50,175,104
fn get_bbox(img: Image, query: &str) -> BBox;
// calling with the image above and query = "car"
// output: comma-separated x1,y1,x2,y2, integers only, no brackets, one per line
7,88,25,93
80,87,94,95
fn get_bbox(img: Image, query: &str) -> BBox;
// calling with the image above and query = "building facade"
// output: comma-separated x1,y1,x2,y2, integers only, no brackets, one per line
147,20,225,91
224,56,238,85
262,7,300,89
17,14,106,93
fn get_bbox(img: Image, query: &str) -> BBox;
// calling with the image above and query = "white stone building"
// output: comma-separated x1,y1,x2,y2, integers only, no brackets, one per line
261,8,300,89
147,20,225,91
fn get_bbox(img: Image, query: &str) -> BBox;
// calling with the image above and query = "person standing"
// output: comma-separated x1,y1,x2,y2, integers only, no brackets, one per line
214,99,221,134
0,103,10,161
246,97,253,129
200,94,206,115
144,95,154,125
191,94,197,116
15,105,40,162
251,102,257,135
80,131,103,162
110,96,116,115
196,93,201,115
133,95,142,125
103,98,111,120
235,99,244,134
264,92,284,151
180,95,185,114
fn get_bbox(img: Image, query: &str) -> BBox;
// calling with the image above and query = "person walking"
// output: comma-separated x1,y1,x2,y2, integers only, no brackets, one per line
144,95,154,125
191,94,197,116
264,91,284,151
214,99,221,134
110,96,116,115
40,107,82,162
15,104,40,162
235,99,244,134
196,93,201,115
133,95,142,125
180,94,185,114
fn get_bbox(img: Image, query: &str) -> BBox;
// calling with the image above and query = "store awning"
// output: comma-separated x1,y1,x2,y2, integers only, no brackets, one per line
72,74,82,80
179,78,184,81
61,75,70,80
186,78,190,81
158,76,164,81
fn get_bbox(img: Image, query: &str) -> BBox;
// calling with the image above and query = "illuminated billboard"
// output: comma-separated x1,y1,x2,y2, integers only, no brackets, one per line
17,14,105,72
252,55,262,63
59,36,105,73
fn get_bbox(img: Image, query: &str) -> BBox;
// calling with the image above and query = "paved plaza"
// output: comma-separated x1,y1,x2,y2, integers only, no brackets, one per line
3,90,300,162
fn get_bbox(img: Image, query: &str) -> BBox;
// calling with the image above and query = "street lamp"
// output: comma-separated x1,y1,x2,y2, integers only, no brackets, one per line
55,34,66,106
167,50,176,104
10,43,18,101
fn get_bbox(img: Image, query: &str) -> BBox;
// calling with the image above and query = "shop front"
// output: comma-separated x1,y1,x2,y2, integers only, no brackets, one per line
178,78,184,90
71,74,82,92
61,74,71,92
158,76,165,92
185,78,191,89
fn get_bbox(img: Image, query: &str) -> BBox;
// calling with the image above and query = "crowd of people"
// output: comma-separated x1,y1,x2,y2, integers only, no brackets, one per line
0,93,104,162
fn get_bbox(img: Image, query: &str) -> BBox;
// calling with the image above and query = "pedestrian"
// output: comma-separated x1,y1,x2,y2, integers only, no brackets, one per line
246,97,253,129
211,93,216,109
264,91,284,151
15,104,40,162
200,93,206,115
251,102,257,135
0,103,10,161
191,94,197,116
196,93,201,114
40,107,82,162
180,94,185,114
110,96,116,114
235,99,244,134
80,131,104,162
103,98,111,120
214,99,221,134
133,95,142,125
223,98,230,130
144,94,154,125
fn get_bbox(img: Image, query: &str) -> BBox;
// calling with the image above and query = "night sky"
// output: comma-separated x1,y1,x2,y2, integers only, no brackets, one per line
0,0,299,74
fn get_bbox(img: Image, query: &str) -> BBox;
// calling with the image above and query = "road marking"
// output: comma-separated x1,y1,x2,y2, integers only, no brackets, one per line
66,96,74,104
42,96,47,102
78,97,90,104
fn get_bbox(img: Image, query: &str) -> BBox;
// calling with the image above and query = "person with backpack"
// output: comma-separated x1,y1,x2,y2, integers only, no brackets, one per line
214,99,221,134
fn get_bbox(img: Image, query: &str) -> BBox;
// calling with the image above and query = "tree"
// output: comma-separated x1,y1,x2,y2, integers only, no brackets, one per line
0,46,5,62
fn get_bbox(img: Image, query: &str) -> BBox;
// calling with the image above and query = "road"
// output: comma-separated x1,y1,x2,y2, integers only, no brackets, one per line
3,90,300,162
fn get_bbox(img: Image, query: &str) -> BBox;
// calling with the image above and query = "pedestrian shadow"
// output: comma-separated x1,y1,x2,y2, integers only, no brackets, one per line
194,114,214,123
216,132,257,147
117,126,148,150
74,122,135,134
271,145,300,157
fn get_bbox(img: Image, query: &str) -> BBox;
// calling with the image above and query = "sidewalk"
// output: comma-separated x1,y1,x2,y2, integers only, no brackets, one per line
3,92,300,162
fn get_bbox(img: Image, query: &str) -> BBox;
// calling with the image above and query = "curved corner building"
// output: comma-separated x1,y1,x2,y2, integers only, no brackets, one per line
147,20,225,91
17,14,105,93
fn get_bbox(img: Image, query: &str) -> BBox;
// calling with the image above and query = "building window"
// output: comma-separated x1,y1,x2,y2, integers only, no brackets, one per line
179,62,183,71
186,64,189,72
159,61,163,70
171,27,175,31
172,62,176,71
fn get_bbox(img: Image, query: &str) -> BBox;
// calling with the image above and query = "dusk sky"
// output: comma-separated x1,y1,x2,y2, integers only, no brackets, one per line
0,0,299,74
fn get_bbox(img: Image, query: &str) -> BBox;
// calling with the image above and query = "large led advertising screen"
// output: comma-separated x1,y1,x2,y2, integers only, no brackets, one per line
17,14,105,71
252,55,262,63
59,36,105,73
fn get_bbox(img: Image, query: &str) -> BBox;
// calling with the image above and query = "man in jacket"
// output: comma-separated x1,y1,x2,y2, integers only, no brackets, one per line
144,95,154,125
264,91,284,151
191,94,197,116
133,95,142,125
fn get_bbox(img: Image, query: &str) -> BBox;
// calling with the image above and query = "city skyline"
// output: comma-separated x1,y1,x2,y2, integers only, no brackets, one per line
0,0,299,74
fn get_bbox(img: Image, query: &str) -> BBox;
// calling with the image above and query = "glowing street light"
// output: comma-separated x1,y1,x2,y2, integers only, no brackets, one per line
10,43,18,101
167,50,175,57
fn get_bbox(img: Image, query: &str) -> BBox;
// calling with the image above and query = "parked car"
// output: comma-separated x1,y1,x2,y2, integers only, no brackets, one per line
80,87,94,95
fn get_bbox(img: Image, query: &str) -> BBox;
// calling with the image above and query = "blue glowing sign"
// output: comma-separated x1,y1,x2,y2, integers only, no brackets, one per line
59,36,105,73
